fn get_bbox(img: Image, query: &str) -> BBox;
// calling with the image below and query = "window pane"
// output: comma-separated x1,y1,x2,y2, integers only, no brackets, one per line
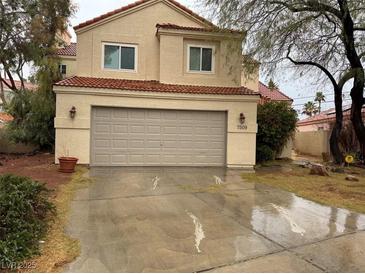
104,45,119,69
202,48,212,71
189,47,201,71
121,46,135,70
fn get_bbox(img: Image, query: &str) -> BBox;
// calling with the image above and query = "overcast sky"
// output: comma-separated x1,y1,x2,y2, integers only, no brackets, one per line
66,0,349,114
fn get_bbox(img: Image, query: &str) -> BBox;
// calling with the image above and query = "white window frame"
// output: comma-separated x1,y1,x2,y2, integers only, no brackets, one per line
59,64,67,75
187,44,215,74
102,42,138,73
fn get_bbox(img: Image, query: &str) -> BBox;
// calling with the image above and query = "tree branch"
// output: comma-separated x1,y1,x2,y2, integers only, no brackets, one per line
0,75,7,106
286,44,339,90
5,70,16,90
270,0,342,19
338,69,357,91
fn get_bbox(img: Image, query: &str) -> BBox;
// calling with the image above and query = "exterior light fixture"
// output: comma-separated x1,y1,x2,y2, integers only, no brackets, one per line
69,106,76,119
239,113,246,124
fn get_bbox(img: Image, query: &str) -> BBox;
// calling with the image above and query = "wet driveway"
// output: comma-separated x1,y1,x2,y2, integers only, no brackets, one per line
66,167,365,272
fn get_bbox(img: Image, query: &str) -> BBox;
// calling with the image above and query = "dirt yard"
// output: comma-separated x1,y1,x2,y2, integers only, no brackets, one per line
0,153,72,192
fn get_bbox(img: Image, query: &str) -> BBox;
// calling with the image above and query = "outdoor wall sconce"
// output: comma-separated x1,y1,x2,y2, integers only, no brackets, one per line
239,113,246,124
69,106,77,119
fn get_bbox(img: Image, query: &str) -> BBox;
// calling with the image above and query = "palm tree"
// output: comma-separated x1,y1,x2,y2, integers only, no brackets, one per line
314,91,326,113
302,101,319,117
268,78,279,90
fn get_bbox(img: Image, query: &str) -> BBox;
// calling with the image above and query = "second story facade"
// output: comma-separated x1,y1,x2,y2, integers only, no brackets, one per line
56,0,259,91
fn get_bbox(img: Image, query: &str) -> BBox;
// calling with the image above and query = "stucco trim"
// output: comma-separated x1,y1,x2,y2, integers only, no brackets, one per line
226,164,255,171
156,29,243,40
54,86,260,103
58,55,76,60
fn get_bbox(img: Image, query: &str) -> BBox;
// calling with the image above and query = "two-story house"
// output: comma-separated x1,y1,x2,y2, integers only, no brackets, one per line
54,0,260,169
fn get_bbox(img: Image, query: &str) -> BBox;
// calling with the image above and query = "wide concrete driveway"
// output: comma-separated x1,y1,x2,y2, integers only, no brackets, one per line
66,167,365,272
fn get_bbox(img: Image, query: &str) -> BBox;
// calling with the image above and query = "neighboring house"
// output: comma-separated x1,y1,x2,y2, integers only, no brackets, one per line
0,112,13,128
54,0,261,169
258,81,293,104
0,79,36,111
56,43,77,78
295,105,365,157
297,105,365,132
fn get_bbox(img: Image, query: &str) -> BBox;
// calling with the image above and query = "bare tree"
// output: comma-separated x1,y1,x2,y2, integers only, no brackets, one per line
202,0,365,164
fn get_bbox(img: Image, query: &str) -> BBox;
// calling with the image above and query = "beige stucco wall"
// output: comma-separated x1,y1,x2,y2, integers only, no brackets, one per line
294,130,330,157
74,0,255,88
54,86,259,168
76,1,204,81
159,35,243,87
59,57,77,78
241,67,259,92
278,138,293,159
297,123,331,132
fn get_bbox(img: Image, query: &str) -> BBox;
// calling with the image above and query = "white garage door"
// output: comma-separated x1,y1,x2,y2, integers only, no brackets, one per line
91,107,227,166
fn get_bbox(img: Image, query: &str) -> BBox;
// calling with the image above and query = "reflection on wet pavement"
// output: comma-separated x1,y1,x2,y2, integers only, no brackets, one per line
66,167,365,272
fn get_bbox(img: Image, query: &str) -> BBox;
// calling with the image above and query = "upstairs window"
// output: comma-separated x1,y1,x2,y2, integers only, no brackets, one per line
103,43,137,71
188,46,214,73
59,64,67,75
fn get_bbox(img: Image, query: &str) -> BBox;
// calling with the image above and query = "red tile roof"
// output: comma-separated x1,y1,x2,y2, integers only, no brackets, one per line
74,0,214,31
156,23,243,34
2,79,37,91
54,76,259,96
0,112,13,123
56,43,77,57
258,81,293,102
297,106,365,126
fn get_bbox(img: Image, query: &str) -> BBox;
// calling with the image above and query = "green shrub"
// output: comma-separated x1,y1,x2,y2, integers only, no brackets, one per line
5,58,61,150
0,174,54,265
257,102,298,162
256,144,275,163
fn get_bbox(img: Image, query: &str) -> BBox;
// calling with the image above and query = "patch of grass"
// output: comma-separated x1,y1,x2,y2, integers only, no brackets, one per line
22,167,92,273
242,164,365,214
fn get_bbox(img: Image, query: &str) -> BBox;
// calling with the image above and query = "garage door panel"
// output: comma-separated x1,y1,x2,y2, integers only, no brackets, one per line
112,140,128,148
129,109,146,119
91,107,226,166
111,109,128,119
144,154,161,163
128,139,145,148
94,139,110,148
176,155,193,163
180,126,194,134
128,154,146,164
145,140,161,148
146,110,161,119
94,108,111,119
162,111,178,120
162,126,178,134
93,154,110,165
112,125,128,133
147,125,161,134
110,155,128,164
94,124,111,133
129,125,145,133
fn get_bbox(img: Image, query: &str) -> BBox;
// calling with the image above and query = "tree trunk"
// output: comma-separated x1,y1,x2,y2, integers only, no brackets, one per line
0,78,8,108
337,0,365,161
330,87,344,164
350,83,365,160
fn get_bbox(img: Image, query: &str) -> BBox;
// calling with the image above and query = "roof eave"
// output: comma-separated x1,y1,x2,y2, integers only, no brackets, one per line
156,28,244,39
